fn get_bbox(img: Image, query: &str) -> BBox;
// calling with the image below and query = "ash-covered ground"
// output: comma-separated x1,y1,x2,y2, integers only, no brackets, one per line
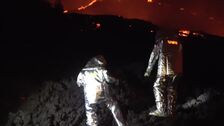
3,61,224,126
1,0,224,126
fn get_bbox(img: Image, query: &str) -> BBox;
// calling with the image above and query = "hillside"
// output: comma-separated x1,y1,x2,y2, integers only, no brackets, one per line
1,1,224,126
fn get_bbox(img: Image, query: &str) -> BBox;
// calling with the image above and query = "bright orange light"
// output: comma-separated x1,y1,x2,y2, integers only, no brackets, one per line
167,40,178,45
178,30,190,37
78,0,98,11
63,10,68,13
147,0,153,3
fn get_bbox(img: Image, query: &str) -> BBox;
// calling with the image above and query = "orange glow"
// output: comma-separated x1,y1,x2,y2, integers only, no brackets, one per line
78,0,97,11
63,10,68,13
167,40,178,45
178,30,190,37
147,0,153,3
61,0,224,37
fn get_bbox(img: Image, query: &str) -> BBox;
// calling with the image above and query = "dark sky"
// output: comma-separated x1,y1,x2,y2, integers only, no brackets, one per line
59,0,224,37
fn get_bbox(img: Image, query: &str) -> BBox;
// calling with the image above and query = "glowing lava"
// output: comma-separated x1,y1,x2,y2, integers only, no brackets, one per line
63,10,68,13
167,40,178,45
95,23,101,28
178,30,190,37
147,0,153,3
60,0,224,37
78,0,98,11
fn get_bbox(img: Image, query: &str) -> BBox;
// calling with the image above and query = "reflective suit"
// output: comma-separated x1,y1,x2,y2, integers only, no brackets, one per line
76,55,125,126
144,37,183,117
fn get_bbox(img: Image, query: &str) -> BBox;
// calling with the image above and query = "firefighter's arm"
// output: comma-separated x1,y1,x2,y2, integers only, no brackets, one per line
76,72,84,87
144,44,159,77
103,70,119,86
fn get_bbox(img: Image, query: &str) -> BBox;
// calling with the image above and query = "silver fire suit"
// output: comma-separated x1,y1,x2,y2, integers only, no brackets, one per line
76,55,125,126
144,38,183,117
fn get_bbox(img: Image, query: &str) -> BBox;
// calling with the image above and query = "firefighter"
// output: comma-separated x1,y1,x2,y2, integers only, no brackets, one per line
76,55,126,126
144,32,183,117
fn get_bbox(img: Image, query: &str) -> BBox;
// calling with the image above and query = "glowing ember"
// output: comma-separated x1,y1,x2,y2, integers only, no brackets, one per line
63,10,68,13
192,32,199,36
147,0,153,3
179,8,185,11
96,23,101,28
178,30,190,37
78,0,98,11
167,40,178,45
192,32,204,37
61,0,224,36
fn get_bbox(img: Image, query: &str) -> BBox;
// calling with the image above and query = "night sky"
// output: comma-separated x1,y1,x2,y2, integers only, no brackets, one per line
58,0,224,37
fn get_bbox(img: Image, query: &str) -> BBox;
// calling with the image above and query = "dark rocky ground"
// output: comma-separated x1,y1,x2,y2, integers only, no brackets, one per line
3,61,224,126
1,0,224,126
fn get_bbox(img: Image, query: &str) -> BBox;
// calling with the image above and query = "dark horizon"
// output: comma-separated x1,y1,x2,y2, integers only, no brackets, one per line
60,0,224,37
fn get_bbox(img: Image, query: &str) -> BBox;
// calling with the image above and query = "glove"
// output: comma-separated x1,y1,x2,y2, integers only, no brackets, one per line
77,82,81,87
144,72,149,77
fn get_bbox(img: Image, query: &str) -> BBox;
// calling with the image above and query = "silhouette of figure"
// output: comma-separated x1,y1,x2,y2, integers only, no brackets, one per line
77,55,126,126
144,31,183,117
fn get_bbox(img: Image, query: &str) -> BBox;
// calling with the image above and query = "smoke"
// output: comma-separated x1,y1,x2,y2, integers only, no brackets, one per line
182,90,210,109
60,0,224,36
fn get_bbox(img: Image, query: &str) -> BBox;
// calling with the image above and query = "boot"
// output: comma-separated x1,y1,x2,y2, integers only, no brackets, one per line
107,100,126,126
149,101,167,117
149,77,167,117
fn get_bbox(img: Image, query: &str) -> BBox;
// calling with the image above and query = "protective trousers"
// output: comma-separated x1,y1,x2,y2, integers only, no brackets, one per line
153,75,178,116
85,99,125,126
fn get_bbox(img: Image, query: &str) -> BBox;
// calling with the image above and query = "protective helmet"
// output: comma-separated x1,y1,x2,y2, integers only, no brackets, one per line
85,55,107,68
